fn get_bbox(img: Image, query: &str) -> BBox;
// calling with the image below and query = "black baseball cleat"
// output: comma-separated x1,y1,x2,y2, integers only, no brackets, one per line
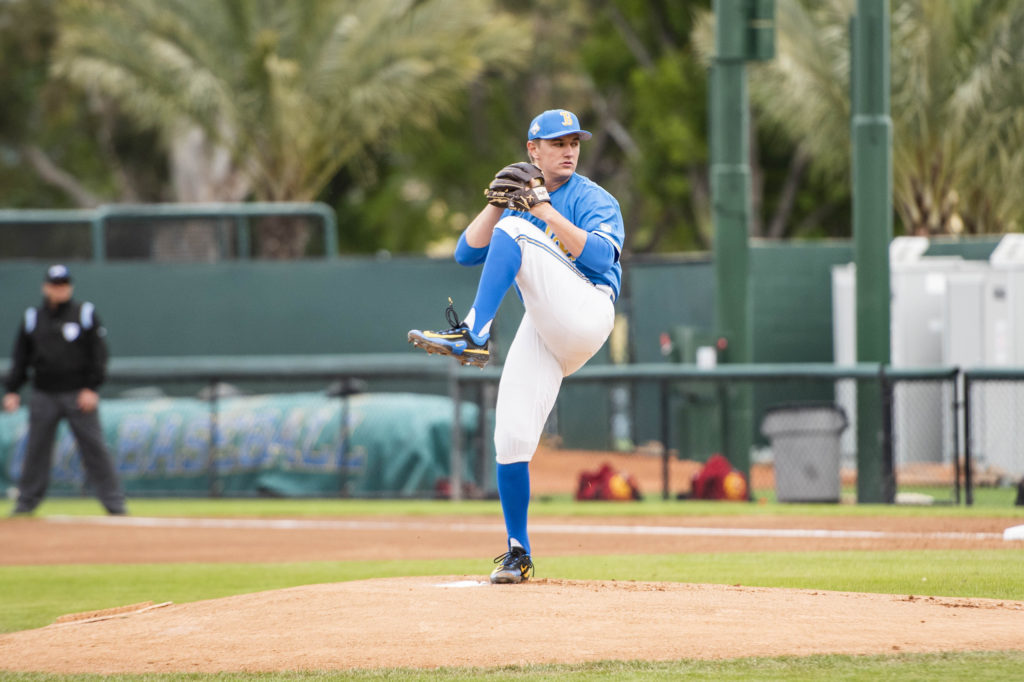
408,298,490,368
490,546,534,584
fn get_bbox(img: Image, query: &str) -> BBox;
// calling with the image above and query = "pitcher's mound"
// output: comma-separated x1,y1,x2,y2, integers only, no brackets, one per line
2,577,1023,673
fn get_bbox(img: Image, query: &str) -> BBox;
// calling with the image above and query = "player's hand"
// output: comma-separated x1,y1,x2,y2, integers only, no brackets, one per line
77,389,99,413
483,162,544,208
507,184,551,212
2,392,19,412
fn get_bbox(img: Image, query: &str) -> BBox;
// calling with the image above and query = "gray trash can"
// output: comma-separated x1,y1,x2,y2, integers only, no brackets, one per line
760,403,848,503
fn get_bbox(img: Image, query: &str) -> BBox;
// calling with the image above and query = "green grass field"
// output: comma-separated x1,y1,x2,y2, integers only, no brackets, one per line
2,497,1023,681
3,653,1024,682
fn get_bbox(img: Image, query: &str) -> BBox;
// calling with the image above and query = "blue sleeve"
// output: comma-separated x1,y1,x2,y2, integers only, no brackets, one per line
568,185,624,258
575,231,617,273
454,231,488,266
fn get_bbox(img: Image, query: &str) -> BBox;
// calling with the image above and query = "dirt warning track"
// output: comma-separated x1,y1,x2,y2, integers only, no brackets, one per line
0,513,1012,565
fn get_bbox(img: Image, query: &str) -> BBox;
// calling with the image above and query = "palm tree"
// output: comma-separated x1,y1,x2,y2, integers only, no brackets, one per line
52,0,530,257
695,0,1024,237
890,0,1024,235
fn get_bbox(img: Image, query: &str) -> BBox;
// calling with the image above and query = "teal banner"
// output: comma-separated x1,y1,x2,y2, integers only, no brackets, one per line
0,392,480,498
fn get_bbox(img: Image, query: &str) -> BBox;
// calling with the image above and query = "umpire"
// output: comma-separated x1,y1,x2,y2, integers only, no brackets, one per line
3,264,126,516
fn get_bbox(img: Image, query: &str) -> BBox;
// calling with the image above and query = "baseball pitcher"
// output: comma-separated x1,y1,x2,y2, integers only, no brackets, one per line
409,109,624,583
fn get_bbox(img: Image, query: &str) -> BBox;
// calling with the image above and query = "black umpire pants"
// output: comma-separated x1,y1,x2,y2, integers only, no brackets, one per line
15,390,126,514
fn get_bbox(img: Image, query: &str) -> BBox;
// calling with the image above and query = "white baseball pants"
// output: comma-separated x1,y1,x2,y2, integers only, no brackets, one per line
492,216,616,464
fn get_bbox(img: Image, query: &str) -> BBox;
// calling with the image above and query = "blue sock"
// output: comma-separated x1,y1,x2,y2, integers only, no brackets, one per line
496,461,530,555
468,229,520,340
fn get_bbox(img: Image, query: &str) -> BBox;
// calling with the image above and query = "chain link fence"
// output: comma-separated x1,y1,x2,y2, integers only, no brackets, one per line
0,213,94,260
0,204,337,261
887,373,960,503
103,213,331,260
964,369,1024,504
537,365,964,505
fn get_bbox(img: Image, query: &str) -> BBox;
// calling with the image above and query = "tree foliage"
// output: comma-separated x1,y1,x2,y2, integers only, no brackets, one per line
48,0,531,255
386,0,717,254
54,0,530,197
697,0,1024,237
582,0,713,252
0,0,163,208
4,0,1022,256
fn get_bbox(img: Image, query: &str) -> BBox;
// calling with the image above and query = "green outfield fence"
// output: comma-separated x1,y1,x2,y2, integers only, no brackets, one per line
3,357,1016,505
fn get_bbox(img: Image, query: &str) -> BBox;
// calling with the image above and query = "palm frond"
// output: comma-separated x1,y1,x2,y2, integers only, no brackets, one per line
53,0,532,201
697,0,1024,235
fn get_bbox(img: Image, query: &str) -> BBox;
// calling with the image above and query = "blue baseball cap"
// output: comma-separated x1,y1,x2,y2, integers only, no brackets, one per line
527,109,592,141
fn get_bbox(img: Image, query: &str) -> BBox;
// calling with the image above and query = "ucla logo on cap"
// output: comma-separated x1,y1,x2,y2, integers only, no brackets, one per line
527,109,592,141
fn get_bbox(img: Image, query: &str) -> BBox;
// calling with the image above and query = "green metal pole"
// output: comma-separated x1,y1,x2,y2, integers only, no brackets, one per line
711,0,753,486
91,207,106,263
851,0,893,503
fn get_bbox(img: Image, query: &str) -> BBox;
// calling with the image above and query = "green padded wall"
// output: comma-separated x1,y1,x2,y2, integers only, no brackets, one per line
620,256,715,454
1,259,483,357
750,241,854,363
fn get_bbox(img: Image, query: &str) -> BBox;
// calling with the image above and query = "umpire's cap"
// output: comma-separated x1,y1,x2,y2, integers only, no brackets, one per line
45,264,72,284
528,109,592,141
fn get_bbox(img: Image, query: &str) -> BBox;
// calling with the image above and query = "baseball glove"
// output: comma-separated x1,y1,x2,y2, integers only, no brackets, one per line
484,162,548,210
507,183,550,212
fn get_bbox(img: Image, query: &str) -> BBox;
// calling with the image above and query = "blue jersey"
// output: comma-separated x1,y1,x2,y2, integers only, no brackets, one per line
502,173,624,298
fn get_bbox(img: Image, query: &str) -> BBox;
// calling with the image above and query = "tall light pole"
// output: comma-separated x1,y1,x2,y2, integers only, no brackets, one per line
851,0,894,503
710,0,774,486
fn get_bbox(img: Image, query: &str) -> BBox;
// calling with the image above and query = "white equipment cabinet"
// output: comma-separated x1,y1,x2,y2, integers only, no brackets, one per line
970,236,1024,476
832,237,986,470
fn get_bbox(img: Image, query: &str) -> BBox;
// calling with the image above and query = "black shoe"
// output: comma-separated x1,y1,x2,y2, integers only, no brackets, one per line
408,299,490,368
9,507,34,518
490,546,534,584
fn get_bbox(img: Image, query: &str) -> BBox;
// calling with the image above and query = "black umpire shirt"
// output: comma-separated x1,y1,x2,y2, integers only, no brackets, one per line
4,299,109,394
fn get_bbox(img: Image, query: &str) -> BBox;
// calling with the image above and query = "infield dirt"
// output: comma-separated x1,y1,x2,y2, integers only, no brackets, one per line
1,448,1022,673
1,576,1023,673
